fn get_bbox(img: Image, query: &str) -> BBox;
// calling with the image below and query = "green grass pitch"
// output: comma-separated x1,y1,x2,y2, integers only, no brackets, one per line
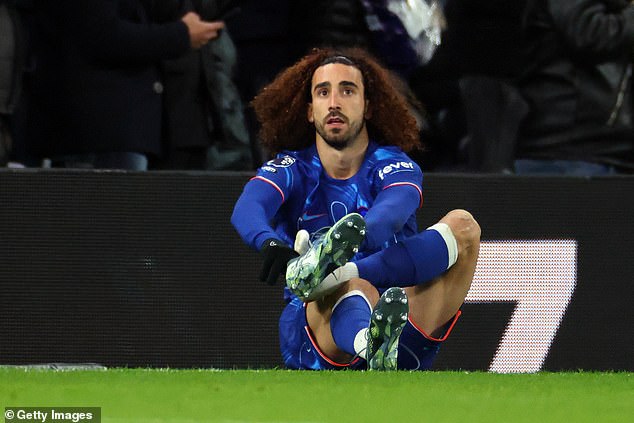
1,368,632,422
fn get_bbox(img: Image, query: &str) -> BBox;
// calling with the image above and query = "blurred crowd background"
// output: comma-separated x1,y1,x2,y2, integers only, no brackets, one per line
2,0,633,175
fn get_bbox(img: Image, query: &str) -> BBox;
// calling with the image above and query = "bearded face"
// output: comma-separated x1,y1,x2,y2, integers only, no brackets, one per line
308,63,370,150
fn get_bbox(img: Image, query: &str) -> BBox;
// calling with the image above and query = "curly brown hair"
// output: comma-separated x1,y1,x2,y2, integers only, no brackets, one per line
251,47,422,154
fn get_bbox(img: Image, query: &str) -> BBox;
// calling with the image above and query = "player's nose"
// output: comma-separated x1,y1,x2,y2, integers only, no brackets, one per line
328,91,341,109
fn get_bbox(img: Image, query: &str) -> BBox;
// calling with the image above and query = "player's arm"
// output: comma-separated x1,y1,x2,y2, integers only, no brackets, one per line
363,184,422,249
231,170,299,285
363,160,423,250
231,177,284,250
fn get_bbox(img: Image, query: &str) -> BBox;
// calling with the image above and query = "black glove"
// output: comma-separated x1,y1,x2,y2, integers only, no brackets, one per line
259,238,299,286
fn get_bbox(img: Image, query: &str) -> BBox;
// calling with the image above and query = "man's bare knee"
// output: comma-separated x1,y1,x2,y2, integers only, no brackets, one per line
344,278,380,305
321,278,379,309
440,209,481,255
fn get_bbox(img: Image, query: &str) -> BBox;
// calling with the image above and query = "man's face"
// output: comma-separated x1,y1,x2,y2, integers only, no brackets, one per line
308,63,370,150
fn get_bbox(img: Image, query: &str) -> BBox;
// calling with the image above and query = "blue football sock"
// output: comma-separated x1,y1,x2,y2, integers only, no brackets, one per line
355,228,451,288
330,291,371,356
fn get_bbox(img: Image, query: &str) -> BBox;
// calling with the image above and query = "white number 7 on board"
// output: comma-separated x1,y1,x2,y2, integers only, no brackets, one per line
466,240,577,373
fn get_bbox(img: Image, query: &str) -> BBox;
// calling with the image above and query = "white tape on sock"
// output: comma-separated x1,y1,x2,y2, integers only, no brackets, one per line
354,327,369,359
304,262,359,301
427,222,458,269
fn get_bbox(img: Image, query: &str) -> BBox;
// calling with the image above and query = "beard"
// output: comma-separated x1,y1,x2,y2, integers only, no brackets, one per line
315,117,366,151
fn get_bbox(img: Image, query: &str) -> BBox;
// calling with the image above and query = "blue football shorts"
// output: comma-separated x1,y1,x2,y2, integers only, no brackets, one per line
279,295,461,370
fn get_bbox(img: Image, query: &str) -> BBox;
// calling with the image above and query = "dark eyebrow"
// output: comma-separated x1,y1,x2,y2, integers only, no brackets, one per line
313,82,331,93
340,81,358,88
313,80,359,93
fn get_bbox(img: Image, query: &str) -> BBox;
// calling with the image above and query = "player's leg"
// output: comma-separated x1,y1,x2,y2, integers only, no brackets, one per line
318,217,462,296
305,278,379,364
324,209,479,336
305,280,409,371
404,209,480,338
286,212,411,368
283,212,373,365
359,209,478,370
333,210,478,369
347,222,459,290
366,286,409,370
296,209,479,368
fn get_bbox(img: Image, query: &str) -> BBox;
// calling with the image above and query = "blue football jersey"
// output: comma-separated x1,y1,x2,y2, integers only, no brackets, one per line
250,141,423,256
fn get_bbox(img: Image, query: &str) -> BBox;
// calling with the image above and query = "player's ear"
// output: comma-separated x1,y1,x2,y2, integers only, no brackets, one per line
364,100,372,119
307,103,314,123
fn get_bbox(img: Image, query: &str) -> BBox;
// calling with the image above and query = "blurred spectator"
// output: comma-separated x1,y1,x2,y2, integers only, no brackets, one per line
153,0,251,170
360,0,448,78
288,0,374,58
0,0,31,167
226,0,293,167
408,0,527,172
515,0,634,175
5,0,38,168
200,21,253,170
26,0,222,170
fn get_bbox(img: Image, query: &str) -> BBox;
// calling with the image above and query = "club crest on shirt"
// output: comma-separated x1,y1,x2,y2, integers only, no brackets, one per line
378,161,415,180
267,156,296,168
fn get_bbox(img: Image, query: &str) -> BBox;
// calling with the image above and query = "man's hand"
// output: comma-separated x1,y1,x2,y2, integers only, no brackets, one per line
259,239,299,286
181,12,224,49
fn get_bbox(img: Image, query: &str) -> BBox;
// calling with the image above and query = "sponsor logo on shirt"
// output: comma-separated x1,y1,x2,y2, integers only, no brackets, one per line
262,166,277,173
378,161,415,180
